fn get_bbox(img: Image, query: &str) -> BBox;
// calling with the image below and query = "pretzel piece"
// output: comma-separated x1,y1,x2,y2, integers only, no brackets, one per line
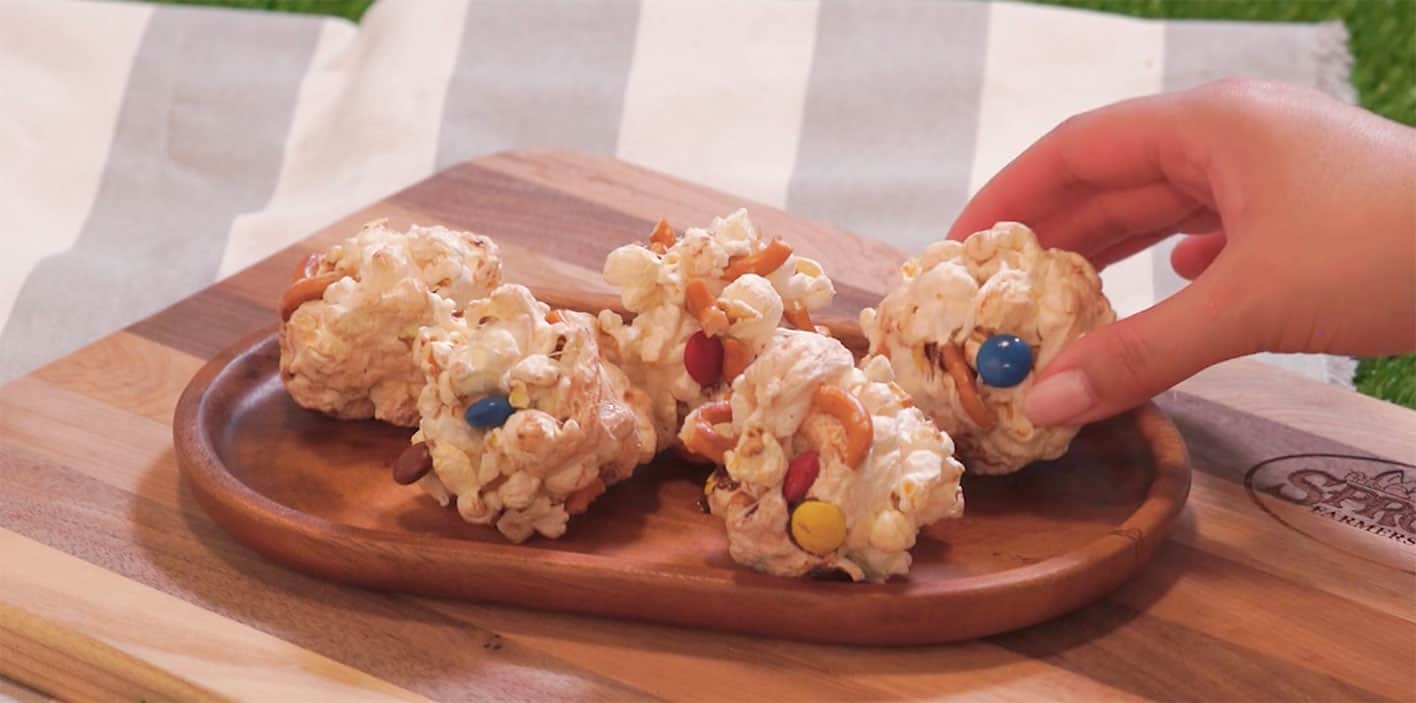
941,342,996,429
723,240,793,281
721,337,752,383
810,385,872,469
682,400,735,464
279,272,344,322
291,253,322,282
684,279,729,336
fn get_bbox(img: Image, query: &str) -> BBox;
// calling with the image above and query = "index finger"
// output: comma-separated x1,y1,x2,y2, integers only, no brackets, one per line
948,91,1208,247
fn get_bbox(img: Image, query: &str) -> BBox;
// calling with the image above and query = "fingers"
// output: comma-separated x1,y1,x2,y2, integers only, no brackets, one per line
1171,232,1228,280
1029,182,1197,256
949,92,1209,242
1024,272,1255,426
1090,230,1174,271
1174,210,1222,235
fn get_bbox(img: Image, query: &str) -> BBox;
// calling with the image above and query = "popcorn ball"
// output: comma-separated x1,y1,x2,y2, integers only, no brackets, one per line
861,222,1115,475
680,330,965,582
279,220,502,427
393,284,656,543
597,210,836,450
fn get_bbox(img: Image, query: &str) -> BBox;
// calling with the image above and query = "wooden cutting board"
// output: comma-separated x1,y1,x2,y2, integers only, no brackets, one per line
2,152,1413,701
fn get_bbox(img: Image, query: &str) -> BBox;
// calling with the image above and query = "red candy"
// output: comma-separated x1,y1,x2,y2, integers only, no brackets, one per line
782,450,820,504
684,331,724,387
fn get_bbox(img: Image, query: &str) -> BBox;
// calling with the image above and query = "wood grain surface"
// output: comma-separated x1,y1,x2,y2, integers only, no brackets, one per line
2,151,1413,701
172,329,1188,645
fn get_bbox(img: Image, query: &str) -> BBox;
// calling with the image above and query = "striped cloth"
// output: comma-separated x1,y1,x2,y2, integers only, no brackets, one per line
1,0,1355,385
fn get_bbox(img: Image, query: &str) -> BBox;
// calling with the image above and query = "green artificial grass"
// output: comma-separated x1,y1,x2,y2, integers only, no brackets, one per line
149,0,374,16
146,0,1416,408
1355,354,1416,408
1042,0,1415,127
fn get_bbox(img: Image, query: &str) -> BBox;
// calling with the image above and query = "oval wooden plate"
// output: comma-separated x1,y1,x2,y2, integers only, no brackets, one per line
174,326,1191,646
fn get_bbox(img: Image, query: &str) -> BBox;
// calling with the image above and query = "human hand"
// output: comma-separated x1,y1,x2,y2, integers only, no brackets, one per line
948,79,1416,427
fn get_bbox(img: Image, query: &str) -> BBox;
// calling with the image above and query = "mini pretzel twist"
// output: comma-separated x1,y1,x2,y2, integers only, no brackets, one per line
682,400,735,465
723,239,793,281
942,342,996,430
279,272,345,322
684,279,730,336
647,218,677,254
810,385,872,469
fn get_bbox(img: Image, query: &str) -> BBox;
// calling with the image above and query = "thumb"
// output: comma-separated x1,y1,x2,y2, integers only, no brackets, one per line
1024,275,1256,426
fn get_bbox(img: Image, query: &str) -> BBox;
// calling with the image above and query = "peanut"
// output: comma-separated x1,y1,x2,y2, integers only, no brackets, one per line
392,442,433,485
647,218,677,254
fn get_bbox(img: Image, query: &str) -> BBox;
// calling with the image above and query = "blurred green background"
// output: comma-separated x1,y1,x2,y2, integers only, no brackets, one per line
155,0,1416,408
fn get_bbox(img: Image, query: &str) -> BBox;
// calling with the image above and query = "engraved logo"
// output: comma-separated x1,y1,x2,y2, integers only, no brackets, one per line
1244,453,1415,571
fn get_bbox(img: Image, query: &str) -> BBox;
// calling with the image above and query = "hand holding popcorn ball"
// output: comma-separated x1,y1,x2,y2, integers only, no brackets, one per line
680,330,964,582
597,209,835,449
861,222,1115,475
392,284,656,543
279,220,502,426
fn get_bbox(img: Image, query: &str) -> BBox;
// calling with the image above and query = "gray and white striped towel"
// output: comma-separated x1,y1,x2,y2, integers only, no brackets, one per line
0,0,1355,384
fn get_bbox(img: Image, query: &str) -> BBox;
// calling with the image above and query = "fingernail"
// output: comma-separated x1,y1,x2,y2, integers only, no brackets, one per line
1025,369,1097,426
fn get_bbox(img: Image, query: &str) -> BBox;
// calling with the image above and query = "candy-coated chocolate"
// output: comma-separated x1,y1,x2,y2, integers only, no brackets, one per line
781,450,820,504
790,500,846,555
464,395,515,428
684,331,724,387
976,334,1032,388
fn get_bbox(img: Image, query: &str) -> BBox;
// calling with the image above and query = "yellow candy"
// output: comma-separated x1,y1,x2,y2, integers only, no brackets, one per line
508,384,530,409
704,472,718,496
790,500,846,556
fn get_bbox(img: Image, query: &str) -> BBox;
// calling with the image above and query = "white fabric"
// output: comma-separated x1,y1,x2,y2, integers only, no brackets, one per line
0,0,1355,386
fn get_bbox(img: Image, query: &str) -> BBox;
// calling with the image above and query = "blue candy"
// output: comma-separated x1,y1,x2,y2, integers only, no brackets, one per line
464,395,515,428
975,335,1032,388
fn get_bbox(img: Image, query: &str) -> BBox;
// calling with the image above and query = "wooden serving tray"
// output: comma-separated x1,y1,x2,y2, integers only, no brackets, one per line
172,152,1191,645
